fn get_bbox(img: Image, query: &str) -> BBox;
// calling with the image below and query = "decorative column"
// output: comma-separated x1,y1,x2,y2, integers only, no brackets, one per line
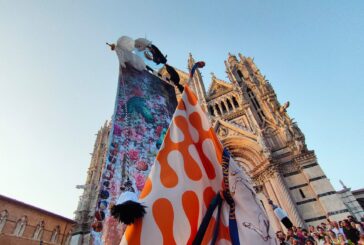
254,167,283,232
223,100,229,113
218,103,224,116
270,173,305,227
214,104,220,116
264,181,283,232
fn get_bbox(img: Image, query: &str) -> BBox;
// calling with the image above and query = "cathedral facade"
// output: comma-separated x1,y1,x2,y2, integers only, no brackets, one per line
178,53,351,230
74,53,352,240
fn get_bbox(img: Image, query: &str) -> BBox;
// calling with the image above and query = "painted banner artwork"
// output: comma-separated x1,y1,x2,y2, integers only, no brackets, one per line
91,64,177,245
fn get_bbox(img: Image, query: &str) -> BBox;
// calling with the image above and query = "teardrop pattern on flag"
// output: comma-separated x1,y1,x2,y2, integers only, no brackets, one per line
121,85,276,245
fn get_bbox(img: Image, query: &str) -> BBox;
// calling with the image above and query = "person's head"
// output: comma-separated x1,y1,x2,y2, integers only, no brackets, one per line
276,231,286,241
321,222,327,229
287,229,294,236
292,226,297,232
268,199,273,205
302,229,308,236
338,233,346,241
317,226,324,235
342,219,350,228
350,221,357,228
305,239,315,245
308,225,315,232
328,230,336,239
338,220,343,227
332,221,339,229
360,234,364,241
291,237,299,245
347,215,355,222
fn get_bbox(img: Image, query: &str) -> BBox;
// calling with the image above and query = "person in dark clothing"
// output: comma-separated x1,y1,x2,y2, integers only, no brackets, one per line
342,219,360,244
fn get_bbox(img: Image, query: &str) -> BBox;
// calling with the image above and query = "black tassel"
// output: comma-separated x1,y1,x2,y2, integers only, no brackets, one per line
111,200,146,225
148,44,167,65
165,64,184,93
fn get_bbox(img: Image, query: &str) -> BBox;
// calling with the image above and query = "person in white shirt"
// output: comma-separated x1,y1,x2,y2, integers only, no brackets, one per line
268,199,293,229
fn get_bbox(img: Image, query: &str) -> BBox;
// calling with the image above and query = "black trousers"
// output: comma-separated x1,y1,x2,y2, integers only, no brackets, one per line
281,217,293,229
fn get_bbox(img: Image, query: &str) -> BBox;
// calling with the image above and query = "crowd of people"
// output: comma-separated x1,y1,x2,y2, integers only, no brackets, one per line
275,216,364,245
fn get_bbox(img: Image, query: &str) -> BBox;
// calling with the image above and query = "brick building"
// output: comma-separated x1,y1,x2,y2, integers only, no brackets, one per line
0,194,75,245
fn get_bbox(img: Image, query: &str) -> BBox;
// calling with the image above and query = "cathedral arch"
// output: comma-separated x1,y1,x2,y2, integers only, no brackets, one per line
222,136,267,173
264,127,283,149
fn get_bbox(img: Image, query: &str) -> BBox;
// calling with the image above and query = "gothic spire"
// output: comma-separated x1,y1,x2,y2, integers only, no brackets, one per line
210,72,217,81
227,52,239,67
238,53,246,62
188,52,195,69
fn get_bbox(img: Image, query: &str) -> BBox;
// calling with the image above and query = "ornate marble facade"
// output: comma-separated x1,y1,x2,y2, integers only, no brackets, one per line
163,53,352,229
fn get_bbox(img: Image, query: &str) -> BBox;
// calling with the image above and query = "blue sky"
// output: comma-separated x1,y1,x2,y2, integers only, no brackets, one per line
0,1,363,219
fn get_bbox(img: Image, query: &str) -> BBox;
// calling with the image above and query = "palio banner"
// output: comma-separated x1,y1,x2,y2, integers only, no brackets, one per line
121,85,276,245
91,64,177,245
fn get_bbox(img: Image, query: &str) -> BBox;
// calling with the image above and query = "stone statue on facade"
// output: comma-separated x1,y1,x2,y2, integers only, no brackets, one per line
257,128,271,158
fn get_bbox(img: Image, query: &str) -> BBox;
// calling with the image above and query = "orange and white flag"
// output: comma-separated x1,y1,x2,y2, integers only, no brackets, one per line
121,85,276,245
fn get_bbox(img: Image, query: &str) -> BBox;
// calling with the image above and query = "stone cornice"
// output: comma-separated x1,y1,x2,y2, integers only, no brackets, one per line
206,88,234,101
215,119,256,140
279,161,301,175
293,150,316,164
251,162,279,185
220,109,246,121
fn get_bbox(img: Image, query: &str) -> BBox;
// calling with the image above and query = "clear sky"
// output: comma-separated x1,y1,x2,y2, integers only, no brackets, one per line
0,1,363,219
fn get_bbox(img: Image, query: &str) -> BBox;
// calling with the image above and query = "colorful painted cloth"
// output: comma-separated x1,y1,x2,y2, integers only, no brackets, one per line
121,85,276,245
91,64,177,245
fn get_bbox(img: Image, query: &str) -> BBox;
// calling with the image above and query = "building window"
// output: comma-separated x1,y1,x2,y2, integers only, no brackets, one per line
65,231,72,245
215,104,221,115
247,87,265,123
208,105,214,116
232,97,239,108
0,210,8,233
13,215,27,237
221,102,227,114
299,189,306,199
50,225,60,243
33,221,45,240
226,99,233,111
236,70,243,79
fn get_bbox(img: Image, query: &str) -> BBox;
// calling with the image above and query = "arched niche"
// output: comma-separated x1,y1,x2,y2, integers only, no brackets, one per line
222,136,268,173
264,126,283,150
